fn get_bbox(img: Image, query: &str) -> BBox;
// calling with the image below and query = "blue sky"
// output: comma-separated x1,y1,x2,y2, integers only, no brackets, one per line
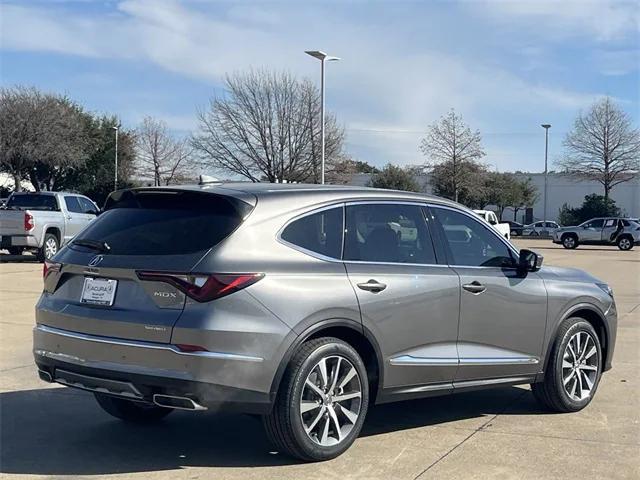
1,0,639,174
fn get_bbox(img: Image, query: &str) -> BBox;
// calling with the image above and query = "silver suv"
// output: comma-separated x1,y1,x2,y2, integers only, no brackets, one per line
34,184,617,461
553,217,640,250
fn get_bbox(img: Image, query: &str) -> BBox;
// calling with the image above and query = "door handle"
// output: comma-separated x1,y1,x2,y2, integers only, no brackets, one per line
462,281,486,294
357,279,387,293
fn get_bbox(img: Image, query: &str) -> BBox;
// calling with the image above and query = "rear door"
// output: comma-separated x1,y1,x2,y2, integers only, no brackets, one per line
343,202,460,389
62,195,87,242
37,189,254,343
601,218,618,242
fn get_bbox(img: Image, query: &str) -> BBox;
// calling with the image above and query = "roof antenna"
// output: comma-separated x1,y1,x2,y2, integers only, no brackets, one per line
198,174,220,185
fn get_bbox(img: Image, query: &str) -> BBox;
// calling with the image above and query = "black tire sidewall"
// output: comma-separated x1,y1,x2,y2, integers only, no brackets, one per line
551,319,602,410
617,236,632,251
562,235,577,249
288,341,369,461
41,233,59,261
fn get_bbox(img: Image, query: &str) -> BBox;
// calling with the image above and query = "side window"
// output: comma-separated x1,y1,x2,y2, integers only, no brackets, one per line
64,196,83,213
344,203,436,264
432,207,515,268
79,197,97,214
280,207,343,259
584,219,604,229
603,219,616,228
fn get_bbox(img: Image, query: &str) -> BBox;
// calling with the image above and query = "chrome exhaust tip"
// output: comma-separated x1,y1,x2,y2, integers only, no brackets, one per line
38,369,53,383
152,394,207,411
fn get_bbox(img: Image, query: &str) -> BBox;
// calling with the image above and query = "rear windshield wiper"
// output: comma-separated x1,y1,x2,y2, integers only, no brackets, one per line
71,239,111,253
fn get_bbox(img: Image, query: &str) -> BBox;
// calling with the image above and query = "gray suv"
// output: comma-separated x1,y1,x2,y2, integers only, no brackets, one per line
553,217,640,250
34,184,617,461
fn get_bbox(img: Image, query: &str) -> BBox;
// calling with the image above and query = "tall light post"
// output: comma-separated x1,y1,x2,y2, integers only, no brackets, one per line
541,124,551,232
305,50,340,184
112,125,119,191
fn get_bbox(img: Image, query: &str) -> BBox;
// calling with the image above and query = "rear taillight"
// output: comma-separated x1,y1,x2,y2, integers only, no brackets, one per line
43,260,61,279
136,272,264,302
24,212,34,232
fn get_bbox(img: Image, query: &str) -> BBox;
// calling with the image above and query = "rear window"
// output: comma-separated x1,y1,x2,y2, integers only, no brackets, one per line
6,194,59,211
72,190,252,256
280,207,343,259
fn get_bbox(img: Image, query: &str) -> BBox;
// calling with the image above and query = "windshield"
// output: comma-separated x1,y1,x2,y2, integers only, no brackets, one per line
5,194,59,211
71,190,252,256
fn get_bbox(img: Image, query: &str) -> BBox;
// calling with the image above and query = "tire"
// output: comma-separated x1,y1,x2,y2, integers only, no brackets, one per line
510,230,518,237
263,337,369,462
7,247,24,256
531,317,602,413
38,233,59,261
561,234,578,249
617,235,633,251
94,393,173,423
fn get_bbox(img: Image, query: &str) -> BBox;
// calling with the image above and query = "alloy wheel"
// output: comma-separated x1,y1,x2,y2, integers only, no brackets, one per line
562,331,599,402
619,238,631,250
563,236,576,248
45,238,58,259
300,355,362,447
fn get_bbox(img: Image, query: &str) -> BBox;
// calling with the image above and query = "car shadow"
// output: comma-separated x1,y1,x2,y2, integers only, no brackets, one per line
0,253,40,263
1,385,548,475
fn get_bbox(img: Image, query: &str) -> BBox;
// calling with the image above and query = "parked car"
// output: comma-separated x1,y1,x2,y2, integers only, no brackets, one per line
473,209,511,240
505,220,524,237
0,191,99,260
523,221,560,237
35,184,617,461
553,217,640,251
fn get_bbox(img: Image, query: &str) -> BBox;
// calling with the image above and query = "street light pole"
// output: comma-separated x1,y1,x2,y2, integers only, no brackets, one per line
113,125,119,191
541,124,551,232
305,50,340,185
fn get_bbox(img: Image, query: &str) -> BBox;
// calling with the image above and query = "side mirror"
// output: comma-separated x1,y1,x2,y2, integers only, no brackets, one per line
519,249,543,272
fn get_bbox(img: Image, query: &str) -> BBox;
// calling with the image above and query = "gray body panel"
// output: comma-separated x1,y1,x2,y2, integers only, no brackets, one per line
33,183,618,412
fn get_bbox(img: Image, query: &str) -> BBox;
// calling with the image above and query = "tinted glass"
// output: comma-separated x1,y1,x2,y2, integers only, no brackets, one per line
64,196,83,213
603,219,616,227
281,207,343,259
6,194,58,211
79,197,97,214
344,204,436,264
583,219,605,229
72,191,249,255
433,207,515,267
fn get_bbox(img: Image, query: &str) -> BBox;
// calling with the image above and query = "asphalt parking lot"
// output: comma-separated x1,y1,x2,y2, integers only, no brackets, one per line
1,239,638,479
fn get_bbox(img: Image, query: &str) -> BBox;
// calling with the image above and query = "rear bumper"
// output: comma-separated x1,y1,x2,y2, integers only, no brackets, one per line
1,234,39,248
33,324,276,414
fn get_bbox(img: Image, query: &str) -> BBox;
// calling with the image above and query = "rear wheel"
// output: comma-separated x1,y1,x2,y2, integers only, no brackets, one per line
531,317,602,412
94,393,173,423
562,234,578,249
617,235,633,251
7,247,24,256
38,233,59,261
263,337,369,461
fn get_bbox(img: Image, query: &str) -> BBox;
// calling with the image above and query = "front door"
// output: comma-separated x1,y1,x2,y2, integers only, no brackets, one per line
343,202,460,390
581,218,605,242
601,218,619,242
430,206,548,383
63,196,87,243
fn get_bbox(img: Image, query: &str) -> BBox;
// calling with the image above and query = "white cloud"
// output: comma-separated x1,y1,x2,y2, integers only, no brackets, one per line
475,0,640,41
0,0,629,170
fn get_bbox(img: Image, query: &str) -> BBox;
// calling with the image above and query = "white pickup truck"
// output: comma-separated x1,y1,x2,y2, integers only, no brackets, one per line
0,191,99,260
473,209,511,240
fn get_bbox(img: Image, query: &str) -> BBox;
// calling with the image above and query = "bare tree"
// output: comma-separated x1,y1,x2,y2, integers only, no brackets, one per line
192,70,344,183
136,116,193,186
558,97,640,201
420,109,486,202
0,86,90,191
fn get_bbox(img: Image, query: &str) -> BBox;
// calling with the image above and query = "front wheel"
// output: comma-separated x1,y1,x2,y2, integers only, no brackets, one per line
94,393,173,423
617,236,633,251
263,337,369,461
531,317,602,413
562,234,578,249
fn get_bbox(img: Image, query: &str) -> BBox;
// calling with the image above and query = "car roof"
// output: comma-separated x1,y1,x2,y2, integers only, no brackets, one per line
127,182,462,209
